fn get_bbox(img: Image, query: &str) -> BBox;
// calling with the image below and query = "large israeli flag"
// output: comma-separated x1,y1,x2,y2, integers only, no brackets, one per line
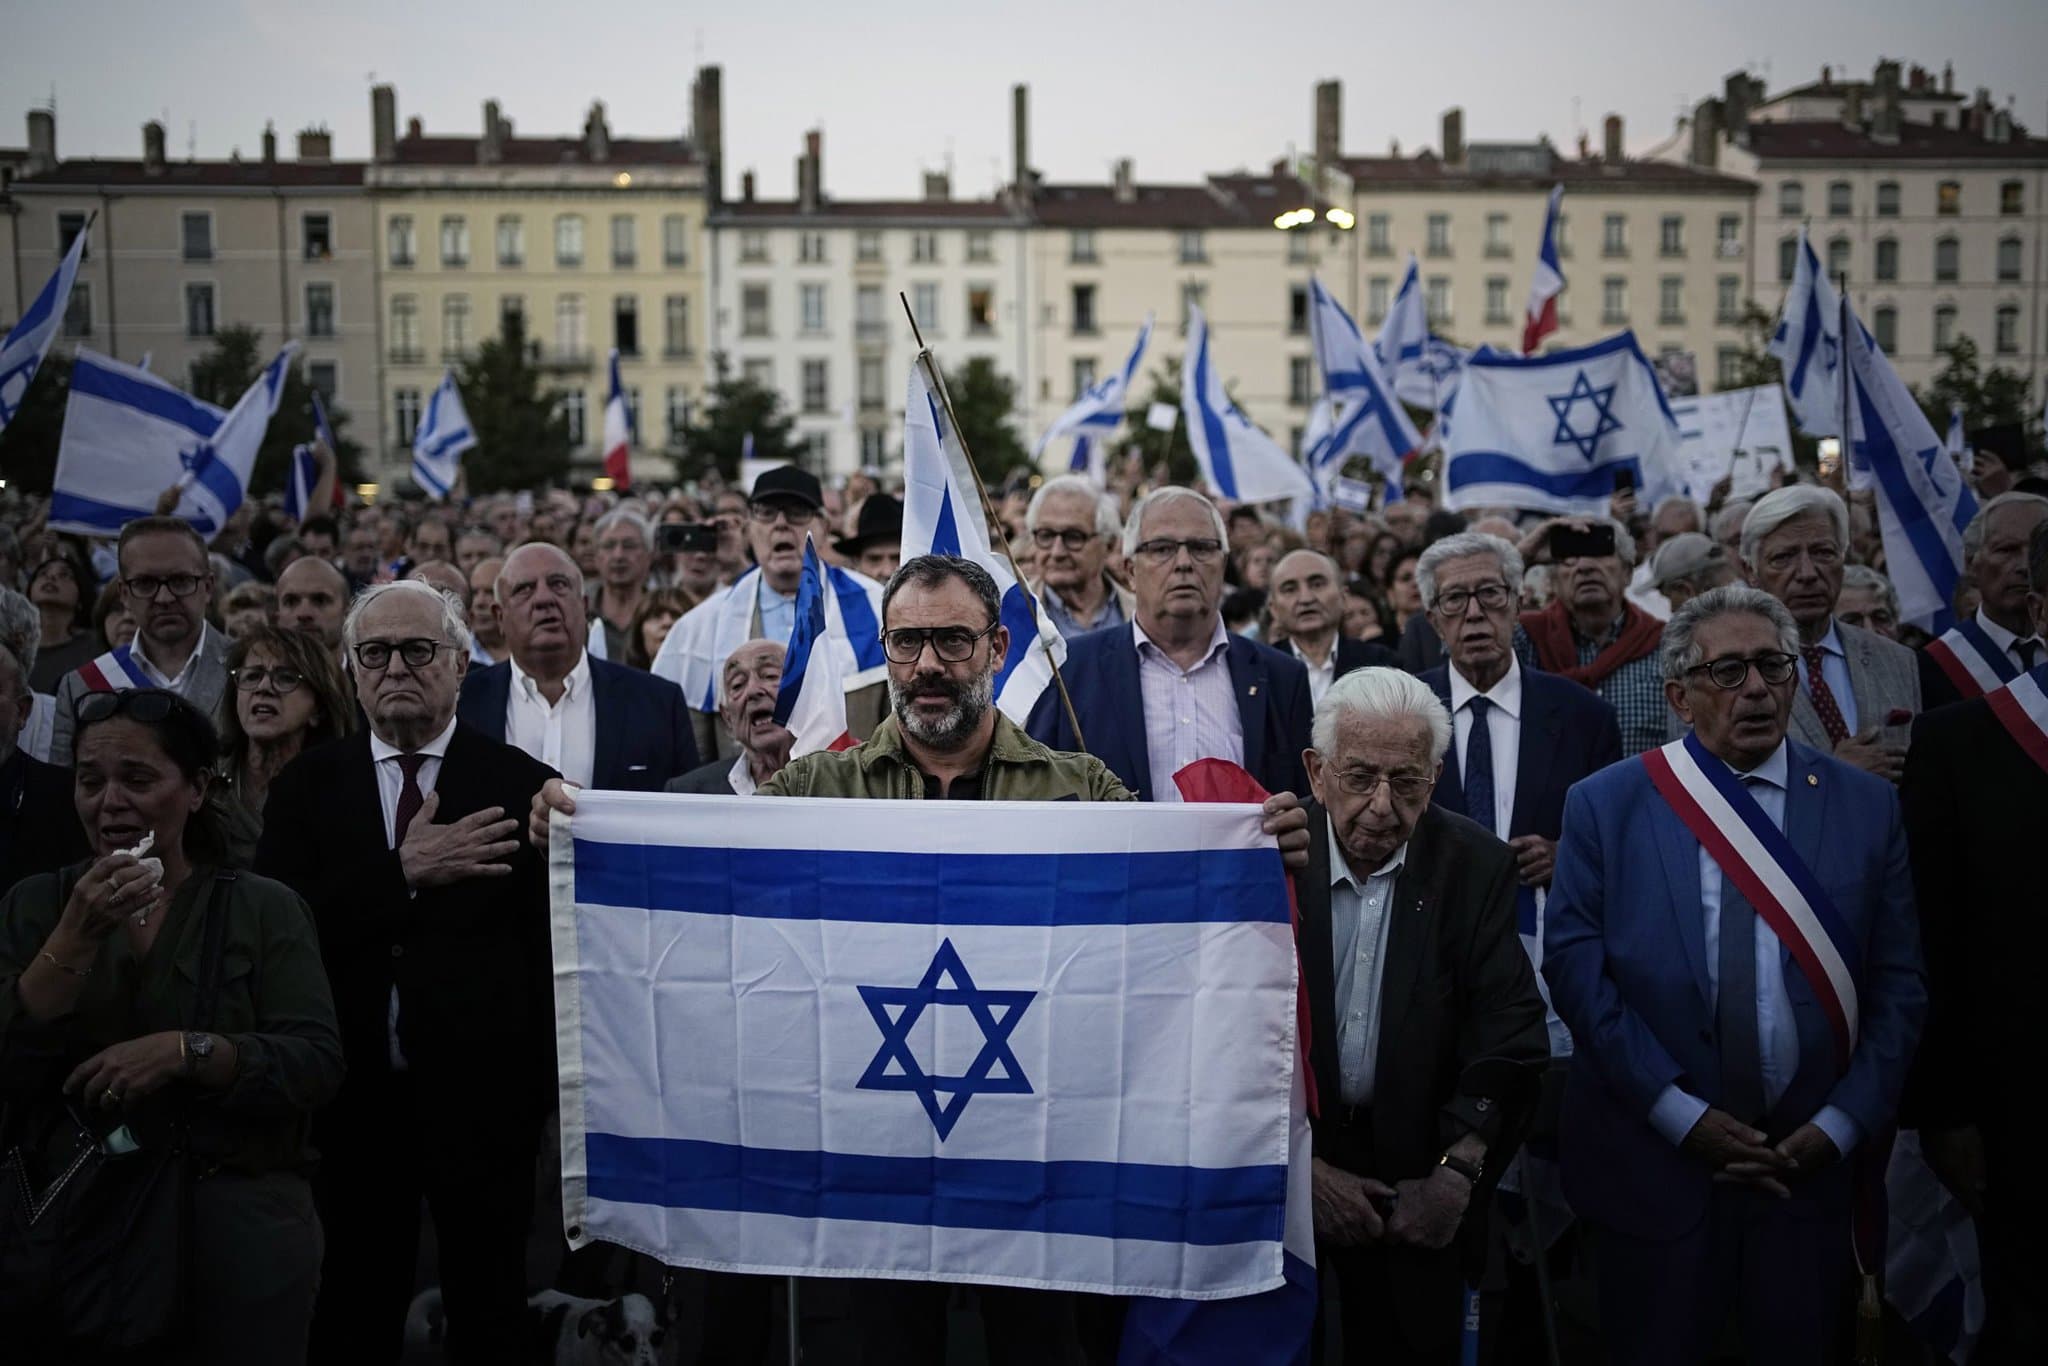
1182,305,1313,507
1306,278,1421,496
0,224,90,436
1035,315,1152,484
411,368,476,499
904,354,1066,723
1768,228,1844,438
48,343,295,538
1843,305,1975,633
1439,331,1684,515
551,792,1301,1305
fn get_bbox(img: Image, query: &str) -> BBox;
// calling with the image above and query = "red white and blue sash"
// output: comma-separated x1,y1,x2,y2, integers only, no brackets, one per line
1985,664,2048,778
75,644,154,693
1641,733,1860,1063
1923,618,2019,700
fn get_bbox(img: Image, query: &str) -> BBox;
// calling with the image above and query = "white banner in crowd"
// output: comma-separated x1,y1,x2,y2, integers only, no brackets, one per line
1668,384,1796,502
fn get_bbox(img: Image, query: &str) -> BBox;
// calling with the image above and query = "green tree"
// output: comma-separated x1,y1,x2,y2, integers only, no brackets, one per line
187,324,368,492
677,352,801,482
1915,334,2033,436
942,357,1032,485
455,311,573,493
0,352,73,494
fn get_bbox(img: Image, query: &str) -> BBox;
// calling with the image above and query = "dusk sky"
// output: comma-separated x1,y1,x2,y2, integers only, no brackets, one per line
7,1,2045,196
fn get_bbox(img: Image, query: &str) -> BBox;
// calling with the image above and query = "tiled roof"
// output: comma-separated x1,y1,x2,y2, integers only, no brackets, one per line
1336,152,1755,194
1744,119,2048,162
716,197,1021,223
1029,181,1255,228
12,158,366,189
388,134,698,167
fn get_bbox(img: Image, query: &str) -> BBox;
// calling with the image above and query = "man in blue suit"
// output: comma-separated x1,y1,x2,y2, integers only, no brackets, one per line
457,542,697,791
1025,487,1312,802
1543,585,1925,1365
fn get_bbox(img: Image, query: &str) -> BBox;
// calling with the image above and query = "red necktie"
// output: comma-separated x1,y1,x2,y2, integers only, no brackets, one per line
392,753,427,847
1802,645,1851,746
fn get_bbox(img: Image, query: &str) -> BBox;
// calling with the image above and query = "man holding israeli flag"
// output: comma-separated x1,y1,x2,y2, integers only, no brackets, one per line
1306,278,1422,500
1035,315,1151,484
1769,229,1844,439
1183,304,1313,509
0,222,90,436
1439,331,1684,515
412,368,477,499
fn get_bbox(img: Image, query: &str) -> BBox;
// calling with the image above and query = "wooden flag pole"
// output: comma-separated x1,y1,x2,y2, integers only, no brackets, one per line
899,292,1087,751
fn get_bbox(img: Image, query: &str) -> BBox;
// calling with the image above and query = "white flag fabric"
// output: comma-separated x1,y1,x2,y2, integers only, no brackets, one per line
1768,229,1844,438
602,349,633,489
1182,305,1313,507
1374,254,1434,410
49,343,295,539
903,355,1066,723
652,564,886,713
411,368,476,499
1522,184,1565,354
771,536,857,757
0,226,89,436
1944,405,1972,476
1306,277,1421,498
1440,331,1684,515
1668,384,1796,502
550,792,1299,1299
1035,315,1152,485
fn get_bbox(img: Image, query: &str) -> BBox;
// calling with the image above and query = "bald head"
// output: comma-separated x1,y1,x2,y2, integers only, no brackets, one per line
496,541,589,678
408,560,471,614
276,554,350,648
1270,549,1346,647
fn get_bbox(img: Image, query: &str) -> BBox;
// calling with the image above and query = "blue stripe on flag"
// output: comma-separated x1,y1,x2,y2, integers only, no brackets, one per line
1192,332,1236,498
184,447,245,521
571,842,1289,925
1445,452,1643,501
829,568,886,671
47,490,152,534
1852,381,1964,634
992,582,1038,695
412,455,451,498
69,356,224,436
584,1133,1287,1248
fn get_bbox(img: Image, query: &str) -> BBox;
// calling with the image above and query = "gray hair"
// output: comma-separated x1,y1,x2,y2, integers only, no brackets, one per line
1415,533,1525,612
1651,494,1705,533
0,587,40,676
593,508,655,550
1122,486,1228,558
497,541,587,600
1596,516,1638,568
1709,499,1753,546
1659,584,1801,683
1962,491,2048,560
1839,564,1900,619
0,641,27,704
1740,485,1848,567
1311,666,1453,764
1027,475,1123,540
342,579,473,662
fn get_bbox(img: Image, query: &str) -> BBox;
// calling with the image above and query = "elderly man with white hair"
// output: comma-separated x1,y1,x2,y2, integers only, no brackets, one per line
1297,666,1548,1364
1740,485,1919,781
587,507,655,662
1918,490,2048,708
1024,473,1133,639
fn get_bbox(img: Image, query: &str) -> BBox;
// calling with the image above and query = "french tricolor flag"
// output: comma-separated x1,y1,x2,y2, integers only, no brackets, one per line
1522,184,1565,355
602,348,633,490
772,535,858,757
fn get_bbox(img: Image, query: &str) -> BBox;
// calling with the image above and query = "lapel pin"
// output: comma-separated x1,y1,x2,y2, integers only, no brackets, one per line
1248,685,1258,696
1807,773,1818,787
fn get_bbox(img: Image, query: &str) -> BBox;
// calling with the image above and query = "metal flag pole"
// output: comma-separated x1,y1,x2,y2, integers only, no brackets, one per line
1835,270,1853,494
899,292,1087,750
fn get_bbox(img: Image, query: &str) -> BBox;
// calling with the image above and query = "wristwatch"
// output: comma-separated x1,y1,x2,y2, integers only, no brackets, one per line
181,1031,216,1076
1437,1150,1485,1185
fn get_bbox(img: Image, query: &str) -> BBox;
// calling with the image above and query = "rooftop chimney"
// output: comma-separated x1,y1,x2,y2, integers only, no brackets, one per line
692,66,724,207
798,128,822,212
1722,70,1762,138
1112,158,1135,203
261,121,277,165
583,100,610,162
1690,97,1722,168
481,100,505,164
143,119,166,173
1441,107,1464,166
1603,113,1624,161
26,108,55,177
1313,79,1341,171
297,127,332,163
741,168,755,203
372,84,397,162
923,169,951,202
1011,83,1032,201
1822,65,1832,86
1843,85,1864,128
407,116,423,140
1872,59,1902,143
1942,61,1954,94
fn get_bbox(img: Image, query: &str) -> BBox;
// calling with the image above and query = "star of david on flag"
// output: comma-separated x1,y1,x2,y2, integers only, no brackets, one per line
857,939,1035,1141
1548,371,1625,463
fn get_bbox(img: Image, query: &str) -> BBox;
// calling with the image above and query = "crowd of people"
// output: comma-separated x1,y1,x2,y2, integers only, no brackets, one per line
0,436,2044,1364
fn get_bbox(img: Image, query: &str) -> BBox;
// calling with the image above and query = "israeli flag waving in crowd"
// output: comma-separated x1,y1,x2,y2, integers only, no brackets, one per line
1182,304,1313,507
48,342,295,539
1035,314,1152,485
771,536,858,757
1439,331,1683,515
1373,254,1466,413
411,368,477,500
903,354,1066,723
0,222,90,436
1842,304,1976,633
283,390,338,523
1305,277,1422,497
1769,228,1844,438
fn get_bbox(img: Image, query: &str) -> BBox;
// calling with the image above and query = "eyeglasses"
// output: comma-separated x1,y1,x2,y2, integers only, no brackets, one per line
1685,652,1799,690
1031,528,1095,551
882,623,999,664
123,573,205,600
351,638,448,671
1431,583,1512,617
1131,537,1225,566
232,665,305,694
73,689,181,727
1327,768,1435,802
747,500,815,526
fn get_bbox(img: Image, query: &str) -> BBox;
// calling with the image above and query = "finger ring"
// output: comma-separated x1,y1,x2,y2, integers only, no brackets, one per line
102,1087,120,1105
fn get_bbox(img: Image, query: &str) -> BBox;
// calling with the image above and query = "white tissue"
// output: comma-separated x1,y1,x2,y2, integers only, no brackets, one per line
120,831,163,891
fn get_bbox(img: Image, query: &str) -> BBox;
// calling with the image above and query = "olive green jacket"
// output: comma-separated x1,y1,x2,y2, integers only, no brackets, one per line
760,712,1134,803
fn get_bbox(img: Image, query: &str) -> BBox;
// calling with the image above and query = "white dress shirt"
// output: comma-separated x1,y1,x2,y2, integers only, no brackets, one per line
1447,656,1523,840
727,751,758,797
367,713,459,1070
1647,741,1861,1157
1289,638,1338,710
1328,817,1408,1108
506,652,596,788
129,621,215,694
1134,618,1243,803
1973,606,2045,673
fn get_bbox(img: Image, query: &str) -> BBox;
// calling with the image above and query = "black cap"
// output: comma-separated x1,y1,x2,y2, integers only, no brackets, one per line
833,494,904,557
748,464,824,512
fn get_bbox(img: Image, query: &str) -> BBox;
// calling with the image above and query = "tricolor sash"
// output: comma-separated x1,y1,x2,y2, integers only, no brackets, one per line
1985,664,2048,778
1641,734,1860,1064
1923,619,2018,700
75,645,154,694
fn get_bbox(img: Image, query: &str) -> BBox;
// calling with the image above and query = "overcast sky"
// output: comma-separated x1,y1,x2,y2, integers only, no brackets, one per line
7,1,2045,197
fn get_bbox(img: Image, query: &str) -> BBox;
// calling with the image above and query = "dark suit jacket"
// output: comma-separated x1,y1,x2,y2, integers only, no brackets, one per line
0,750,90,894
254,723,557,1117
664,756,741,794
1299,801,1549,1350
456,655,698,791
1024,623,1314,801
1420,663,1623,845
1330,635,1400,678
1902,693,2048,1168
1395,610,1442,673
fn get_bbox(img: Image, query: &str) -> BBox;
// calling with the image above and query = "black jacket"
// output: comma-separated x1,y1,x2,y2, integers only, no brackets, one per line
0,750,89,895
456,655,699,791
664,756,741,795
